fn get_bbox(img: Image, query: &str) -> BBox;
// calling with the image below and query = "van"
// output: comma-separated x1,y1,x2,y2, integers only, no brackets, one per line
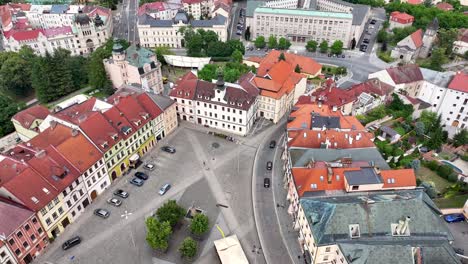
62,236,81,250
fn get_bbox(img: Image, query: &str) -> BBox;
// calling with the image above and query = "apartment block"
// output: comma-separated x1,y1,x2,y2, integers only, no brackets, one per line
104,44,164,94
253,7,353,48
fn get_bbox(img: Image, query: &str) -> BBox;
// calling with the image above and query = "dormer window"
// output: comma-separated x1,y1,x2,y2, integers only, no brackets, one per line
178,91,182,95
111,134,118,140
237,103,242,107
101,141,109,148
310,184,317,189
134,120,141,126
185,92,189,96
205,96,209,100
142,113,149,120
387,178,395,184
230,102,235,105
31,197,39,204
42,188,50,194
198,94,202,98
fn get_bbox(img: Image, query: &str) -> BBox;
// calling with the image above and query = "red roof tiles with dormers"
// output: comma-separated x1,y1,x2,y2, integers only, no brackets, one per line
292,167,362,197
170,72,198,100
136,93,164,118
108,93,151,130
78,112,120,151
257,50,321,76
138,2,166,16
12,105,49,129
54,97,98,125
288,130,375,149
448,72,468,93
0,156,28,187
102,106,135,139
28,123,75,148
390,11,414,24
1,167,58,211
380,169,417,189
0,197,34,237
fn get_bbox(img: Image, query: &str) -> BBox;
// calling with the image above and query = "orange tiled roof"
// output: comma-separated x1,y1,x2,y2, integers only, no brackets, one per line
292,167,362,197
288,130,375,149
256,50,322,76
380,169,417,189
12,105,49,129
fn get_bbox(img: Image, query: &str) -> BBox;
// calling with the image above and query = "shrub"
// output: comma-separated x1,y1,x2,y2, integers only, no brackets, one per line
447,173,459,183
156,200,185,227
190,214,209,236
179,237,198,259
437,165,454,179
425,160,439,171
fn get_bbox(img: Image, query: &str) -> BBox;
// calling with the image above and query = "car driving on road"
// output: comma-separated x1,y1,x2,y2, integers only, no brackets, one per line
266,161,273,170
159,183,171,195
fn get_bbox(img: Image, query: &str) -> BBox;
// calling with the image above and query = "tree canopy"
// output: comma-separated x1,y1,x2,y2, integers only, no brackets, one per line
452,129,468,147
330,40,344,55
254,36,266,48
198,62,255,82
0,96,25,137
319,40,329,53
156,200,185,227
179,237,197,259
145,217,172,251
306,40,318,52
190,213,209,236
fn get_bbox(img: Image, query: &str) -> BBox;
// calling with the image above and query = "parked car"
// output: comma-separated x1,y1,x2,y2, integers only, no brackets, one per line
264,178,270,188
236,30,242,35
94,209,110,219
159,183,171,195
161,146,176,153
135,171,149,180
237,24,243,30
444,214,465,223
62,236,81,250
360,45,368,52
363,38,370,44
269,140,276,148
113,189,129,199
266,161,273,170
370,19,377,24
107,197,122,207
129,177,144,186
144,163,155,171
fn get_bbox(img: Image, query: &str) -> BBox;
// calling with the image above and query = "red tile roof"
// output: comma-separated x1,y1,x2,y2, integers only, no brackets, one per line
12,105,49,129
79,112,120,151
448,72,468,93
0,156,28,189
54,97,98,125
436,2,453,10
138,2,166,15
288,130,375,149
390,11,414,24
103,106,136,139
245,56,263,63
0,196,35,237
28,123,75,148
380,169,416,189
257,50,321,77
406,0,423,4
410,29,424,48
457,28,468,43
43,26,73,38
386,64,423,84
137,93,164,118
6,28,43,41
107,92,151,130
169,71,198,100
292,167,362,197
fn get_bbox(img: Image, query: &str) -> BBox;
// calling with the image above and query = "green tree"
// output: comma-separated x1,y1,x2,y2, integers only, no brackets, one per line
190,213,209,236
231,49,243,63
88,47,112,93
145,217,172,251
426,116,444,150
154,46,175,65
278,52,286,61
268,35,278,49
0,96,25,137
198,64,217,81
419,110,438,131
437,29,458,55
319,40,329,53
0,53,33,97
306,40,318,52
254,36,266,48
224,68,241,82
278,37,291,50
156,200,185,227
411,159,421,171
429,48,448,71
179,237,197,259
207,41,232,57
330,40,344,55
415,121,425,136
187,33,204,57
227,40,245,54
452,129,468,147
295,64,301,73
377,29,389,43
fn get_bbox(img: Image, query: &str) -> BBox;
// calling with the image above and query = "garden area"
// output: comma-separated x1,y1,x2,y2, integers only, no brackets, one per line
145,200,212,262
358,95,468,209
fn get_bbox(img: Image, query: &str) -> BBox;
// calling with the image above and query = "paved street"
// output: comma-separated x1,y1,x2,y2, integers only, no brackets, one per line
113,0,139,43
35,122,276,264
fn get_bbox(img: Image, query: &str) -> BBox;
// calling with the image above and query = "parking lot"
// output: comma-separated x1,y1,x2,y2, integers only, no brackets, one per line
445,220,468,258
36,124,266,264
358,18,382,54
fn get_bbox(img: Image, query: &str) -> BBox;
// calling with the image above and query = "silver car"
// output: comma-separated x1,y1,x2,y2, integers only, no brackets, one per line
94,209,110,219
144,163,155,171
107,197,122,207
159,183,171,195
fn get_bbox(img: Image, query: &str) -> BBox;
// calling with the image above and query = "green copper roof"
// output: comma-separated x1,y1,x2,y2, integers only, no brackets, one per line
125,45,155,68
254,7,353,19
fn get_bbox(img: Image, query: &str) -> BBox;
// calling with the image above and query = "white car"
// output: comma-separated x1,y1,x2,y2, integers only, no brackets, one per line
107,197,122,207
159,183,171,195
144,164,155,171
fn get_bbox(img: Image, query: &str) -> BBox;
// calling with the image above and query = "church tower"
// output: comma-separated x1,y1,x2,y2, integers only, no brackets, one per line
419,18,439,58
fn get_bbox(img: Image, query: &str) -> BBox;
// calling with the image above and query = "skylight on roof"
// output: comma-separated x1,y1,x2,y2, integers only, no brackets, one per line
31,196,39,204
42,188,50,194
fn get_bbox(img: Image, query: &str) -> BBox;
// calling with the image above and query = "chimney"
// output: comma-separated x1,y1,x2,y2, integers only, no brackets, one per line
322,125,326,131
318,102,322,108
303,132,307,138
400,216,411,235
356,133,361,141
345,133,348,139
71,129,79,137
50,120,57,129
349,136,353,145
327,166,333,183
334,142,337,148
318,133,321,139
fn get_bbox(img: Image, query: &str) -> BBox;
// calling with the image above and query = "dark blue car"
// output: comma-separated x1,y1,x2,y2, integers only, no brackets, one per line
444,214,465,223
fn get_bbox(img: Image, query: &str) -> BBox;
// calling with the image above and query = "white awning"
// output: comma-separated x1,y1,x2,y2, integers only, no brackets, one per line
288,203,294,215
129,153,139,162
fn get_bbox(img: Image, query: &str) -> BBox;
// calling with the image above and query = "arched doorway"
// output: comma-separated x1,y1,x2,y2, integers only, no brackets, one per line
111,171,117,181
90,190,97,201
120,163,126,173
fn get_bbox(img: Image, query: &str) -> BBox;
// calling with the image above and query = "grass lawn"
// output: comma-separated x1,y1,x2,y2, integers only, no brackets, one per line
434,194,468,209
393,126,406,135
163,66,189,83
416,166,451,193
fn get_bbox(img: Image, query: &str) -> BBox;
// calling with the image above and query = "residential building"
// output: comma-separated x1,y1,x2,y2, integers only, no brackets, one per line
137,2,180,20
368,64,424,93
439,72,468,133
181,0,214,19
138,10,227,48
11,105,50,142
311,78,394,115
453,28,468,56
0,241,16,264
296,189,459,264
251,52,311,123
143,92,179,137
391,18,439,62
169,71,259,136
0,198,48,264
389,11,414,30
1,4,113,56
436,2,454,11
103,43,164,94
252,7,354,48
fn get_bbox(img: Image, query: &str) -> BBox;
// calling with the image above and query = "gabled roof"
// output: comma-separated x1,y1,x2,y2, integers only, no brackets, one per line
436,2,453,10
410,29,424,48
386,64,423,84
12,105,49,129
136,93,164,118
390,11,414,24
380,169,416,189
448,72,468,93
107,92,151,130
256,50,321,76
102,106,135,139
288,130,375,149
0,197,34,237
78,112,120,151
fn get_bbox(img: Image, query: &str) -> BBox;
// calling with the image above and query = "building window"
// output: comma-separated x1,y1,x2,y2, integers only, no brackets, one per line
17,231,23,238
23,241,29,249
32,217,37,224
31,234,36,241
9,239,14,246
38,228,43,234
15,249,21,256
25,224,30,231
